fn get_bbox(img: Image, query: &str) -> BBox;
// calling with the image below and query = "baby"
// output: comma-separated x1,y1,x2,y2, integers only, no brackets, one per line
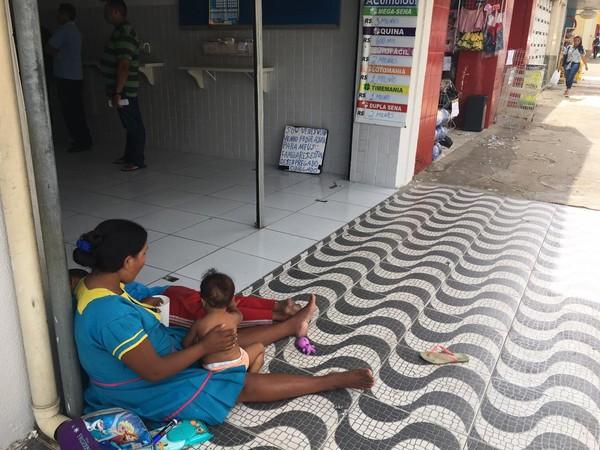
183,270,265,374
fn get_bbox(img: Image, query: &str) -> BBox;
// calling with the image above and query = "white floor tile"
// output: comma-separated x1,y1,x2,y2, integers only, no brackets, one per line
343,182,397,195
209,185,258,203
282,177,345,199
263,192,317,211
301,200,368,222
146,230,167,243
62,213,104,243
146,235,218,272
88,197,162,220
135,208,207,234
177,248,280,291
267,213,345,240
175,218,257,247
227,229,315,263
326,187,393,207
216,204,293,227
172,195,246,217
179,178,238,195
94,180,164,200
134,189,203,208
148,273,201,290
136,265,170,286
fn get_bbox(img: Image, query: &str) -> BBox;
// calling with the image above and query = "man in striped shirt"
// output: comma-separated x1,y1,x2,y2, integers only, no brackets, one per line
101,0,146,171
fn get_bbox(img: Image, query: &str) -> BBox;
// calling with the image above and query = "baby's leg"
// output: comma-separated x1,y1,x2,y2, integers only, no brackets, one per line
244,343,265,373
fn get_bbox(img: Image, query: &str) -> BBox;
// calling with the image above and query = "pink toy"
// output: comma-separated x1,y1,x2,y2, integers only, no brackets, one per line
295,336,316,355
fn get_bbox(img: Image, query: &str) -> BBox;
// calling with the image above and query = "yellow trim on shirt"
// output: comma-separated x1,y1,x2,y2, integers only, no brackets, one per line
117,333,148,360
112,329,145,357
75,281,160,321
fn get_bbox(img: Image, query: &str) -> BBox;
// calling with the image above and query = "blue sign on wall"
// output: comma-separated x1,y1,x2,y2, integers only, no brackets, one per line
180,0,342,26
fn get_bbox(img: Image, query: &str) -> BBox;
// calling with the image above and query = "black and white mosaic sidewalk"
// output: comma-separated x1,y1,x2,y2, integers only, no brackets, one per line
199,184,600,450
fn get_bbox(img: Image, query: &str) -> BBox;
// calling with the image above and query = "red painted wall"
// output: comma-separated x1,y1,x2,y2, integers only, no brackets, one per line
454,0,517,128
414,0,451,174
508,0,536,51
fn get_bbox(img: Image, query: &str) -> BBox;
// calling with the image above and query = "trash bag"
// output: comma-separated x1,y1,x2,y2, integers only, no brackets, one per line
439,135,454,148
436,108,450,127
550,70,560,86
435,126,448,142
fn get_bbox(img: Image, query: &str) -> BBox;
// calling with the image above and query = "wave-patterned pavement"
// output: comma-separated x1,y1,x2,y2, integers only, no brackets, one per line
201,185,600,450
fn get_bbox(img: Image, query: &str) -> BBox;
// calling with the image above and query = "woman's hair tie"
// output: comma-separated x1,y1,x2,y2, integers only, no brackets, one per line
76,239,93,253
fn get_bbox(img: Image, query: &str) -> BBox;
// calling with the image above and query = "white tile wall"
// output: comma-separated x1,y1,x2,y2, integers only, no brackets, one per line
41,0,359,175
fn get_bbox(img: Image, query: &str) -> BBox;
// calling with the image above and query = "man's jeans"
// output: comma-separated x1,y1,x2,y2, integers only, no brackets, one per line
117,96,146,167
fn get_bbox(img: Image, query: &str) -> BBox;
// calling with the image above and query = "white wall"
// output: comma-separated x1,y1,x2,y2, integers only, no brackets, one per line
0,206,34,448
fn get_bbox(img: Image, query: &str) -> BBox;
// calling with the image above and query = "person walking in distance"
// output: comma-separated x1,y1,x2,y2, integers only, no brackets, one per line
101,0,146,172
46,3,93,153
560,36,588,98
593,35,600,59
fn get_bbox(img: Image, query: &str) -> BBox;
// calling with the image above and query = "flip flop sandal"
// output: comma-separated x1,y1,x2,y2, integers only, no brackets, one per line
295,336,317,355
420,344,469,365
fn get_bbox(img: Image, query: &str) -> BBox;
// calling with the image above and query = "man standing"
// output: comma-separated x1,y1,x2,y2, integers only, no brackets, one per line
47,3,92,152
593,35,600,59
100,0,146,171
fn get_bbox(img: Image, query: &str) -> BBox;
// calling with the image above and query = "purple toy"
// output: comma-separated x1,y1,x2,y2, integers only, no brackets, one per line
295,336,316,355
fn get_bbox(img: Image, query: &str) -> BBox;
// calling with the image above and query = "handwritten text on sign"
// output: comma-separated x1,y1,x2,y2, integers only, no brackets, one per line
355,0,418,127
279,126,328,174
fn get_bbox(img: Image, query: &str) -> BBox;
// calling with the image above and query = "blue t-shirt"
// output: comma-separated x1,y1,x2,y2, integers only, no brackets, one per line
49,21,82,80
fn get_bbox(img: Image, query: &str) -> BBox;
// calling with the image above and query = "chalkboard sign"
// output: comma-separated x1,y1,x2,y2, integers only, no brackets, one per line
179,0,341,27
279,126,328,174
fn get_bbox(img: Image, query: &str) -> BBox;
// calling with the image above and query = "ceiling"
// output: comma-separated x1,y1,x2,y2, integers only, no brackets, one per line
568,0,600,9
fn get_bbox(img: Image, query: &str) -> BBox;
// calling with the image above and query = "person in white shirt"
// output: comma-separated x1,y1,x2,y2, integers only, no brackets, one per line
560,36,588,98
47,3,92,152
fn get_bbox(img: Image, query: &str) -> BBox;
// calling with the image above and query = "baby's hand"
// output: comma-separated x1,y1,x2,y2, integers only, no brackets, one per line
142,297,163,307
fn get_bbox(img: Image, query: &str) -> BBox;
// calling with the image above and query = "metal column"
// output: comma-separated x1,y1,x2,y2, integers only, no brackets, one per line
253,0,265,228
11,0,83,417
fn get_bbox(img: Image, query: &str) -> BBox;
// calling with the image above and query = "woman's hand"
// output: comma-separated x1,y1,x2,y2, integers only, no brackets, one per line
198,325,237,355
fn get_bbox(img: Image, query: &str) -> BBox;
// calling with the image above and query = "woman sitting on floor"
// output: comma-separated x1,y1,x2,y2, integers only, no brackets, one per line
72,219,373,425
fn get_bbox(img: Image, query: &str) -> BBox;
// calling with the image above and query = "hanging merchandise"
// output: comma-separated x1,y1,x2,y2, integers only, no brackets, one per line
456,4,484,52
457,6,484,33
457,31,484,51
482,1,505,55
495,12,504,52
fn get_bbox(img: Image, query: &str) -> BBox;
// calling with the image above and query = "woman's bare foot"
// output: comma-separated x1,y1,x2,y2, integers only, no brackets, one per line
286,294,317,337
329,368,374,390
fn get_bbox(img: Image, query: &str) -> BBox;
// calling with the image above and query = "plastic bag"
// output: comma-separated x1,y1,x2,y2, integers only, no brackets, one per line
550,70,560,86
432,144,442,161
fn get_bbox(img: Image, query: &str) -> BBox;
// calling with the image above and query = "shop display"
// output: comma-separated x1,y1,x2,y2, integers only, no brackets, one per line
456,0,505,54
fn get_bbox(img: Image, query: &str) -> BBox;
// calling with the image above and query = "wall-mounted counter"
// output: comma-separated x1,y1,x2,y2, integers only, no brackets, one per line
83,61,165,86
179,65,274,92
138,62,165,86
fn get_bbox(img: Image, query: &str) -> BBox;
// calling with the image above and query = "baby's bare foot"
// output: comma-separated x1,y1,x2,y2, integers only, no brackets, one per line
283,298,302,317
288,294,316,337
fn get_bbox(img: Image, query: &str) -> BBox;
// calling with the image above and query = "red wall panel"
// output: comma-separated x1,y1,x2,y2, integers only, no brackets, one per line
414,0,451,174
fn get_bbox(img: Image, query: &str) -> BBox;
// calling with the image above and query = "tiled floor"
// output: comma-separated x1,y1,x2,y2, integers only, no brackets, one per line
196,184,599,450
58,148,395,291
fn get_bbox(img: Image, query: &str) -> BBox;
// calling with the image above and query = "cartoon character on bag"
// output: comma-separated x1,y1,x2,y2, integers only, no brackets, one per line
87,419,110,440
110,420,139,445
